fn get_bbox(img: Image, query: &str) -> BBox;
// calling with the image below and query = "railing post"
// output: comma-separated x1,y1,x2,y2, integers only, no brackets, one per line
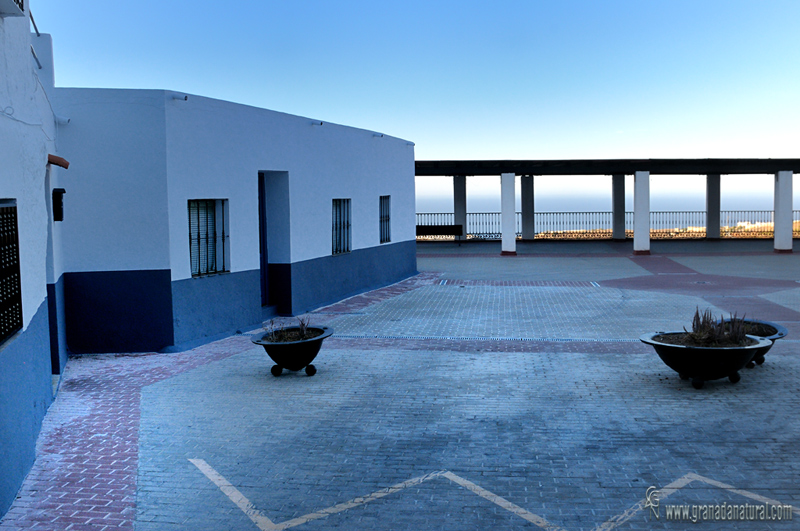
633,171,651,254
706,173,721,239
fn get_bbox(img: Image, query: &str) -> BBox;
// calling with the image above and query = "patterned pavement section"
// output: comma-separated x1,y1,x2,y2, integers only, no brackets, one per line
1,241,798,531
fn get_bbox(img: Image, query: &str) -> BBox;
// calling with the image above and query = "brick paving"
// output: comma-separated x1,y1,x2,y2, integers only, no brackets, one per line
2,240,799,531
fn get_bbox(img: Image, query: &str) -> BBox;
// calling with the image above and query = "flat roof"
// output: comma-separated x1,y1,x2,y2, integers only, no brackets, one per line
415,159,800,176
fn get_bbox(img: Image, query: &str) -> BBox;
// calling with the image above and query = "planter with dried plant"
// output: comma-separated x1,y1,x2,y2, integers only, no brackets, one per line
252,316,333,377
720,318,788,367
640,308,772,389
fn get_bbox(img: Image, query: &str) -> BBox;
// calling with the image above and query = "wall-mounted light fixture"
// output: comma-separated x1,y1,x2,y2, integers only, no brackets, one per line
55,115,70,125
311,121,323,126
170,92,188,101
373,133,384,138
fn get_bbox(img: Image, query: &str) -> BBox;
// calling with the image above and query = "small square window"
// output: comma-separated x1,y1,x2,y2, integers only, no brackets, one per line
379,195,391,244
188,199,229,276
332,199,351,255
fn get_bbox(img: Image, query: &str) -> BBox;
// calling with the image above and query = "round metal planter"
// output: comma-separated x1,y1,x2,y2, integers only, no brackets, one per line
721,319,788,366
640,332,772,389
252,326,334,376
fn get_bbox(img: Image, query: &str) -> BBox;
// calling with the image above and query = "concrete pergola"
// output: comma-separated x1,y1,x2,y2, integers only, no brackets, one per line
415,159,799,255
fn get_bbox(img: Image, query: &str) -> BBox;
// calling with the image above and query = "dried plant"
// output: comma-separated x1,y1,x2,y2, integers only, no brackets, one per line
260,316,322,343
683,307,748,347
297,315,311,337
263,319,284,342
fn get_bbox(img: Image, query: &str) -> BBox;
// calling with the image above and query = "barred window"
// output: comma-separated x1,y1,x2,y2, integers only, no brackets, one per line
0,201,22,344
379,195,391,244
332,198,351,255
188,199,229,277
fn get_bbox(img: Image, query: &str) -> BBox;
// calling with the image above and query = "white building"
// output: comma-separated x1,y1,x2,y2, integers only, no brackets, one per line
1,0,416,516
51,88,417,352
0,0,67,517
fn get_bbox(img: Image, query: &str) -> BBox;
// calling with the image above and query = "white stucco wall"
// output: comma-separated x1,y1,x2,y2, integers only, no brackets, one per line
51,88,171,273
164,94,415,281
0,17,57,328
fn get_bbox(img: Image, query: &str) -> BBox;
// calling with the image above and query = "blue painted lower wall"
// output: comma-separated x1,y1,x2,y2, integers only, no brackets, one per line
60,241,415,351
64,270,174,353
280,239,417,315
0,300,53,518
171,269,263,345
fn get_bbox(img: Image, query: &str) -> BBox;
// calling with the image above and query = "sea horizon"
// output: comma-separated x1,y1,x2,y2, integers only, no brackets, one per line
416,191,783,214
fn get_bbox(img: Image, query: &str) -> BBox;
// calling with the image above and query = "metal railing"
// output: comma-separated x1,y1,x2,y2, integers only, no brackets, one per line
416,210,800,240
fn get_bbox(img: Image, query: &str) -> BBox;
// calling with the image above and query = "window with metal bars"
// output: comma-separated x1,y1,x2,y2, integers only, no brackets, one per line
332,198,351,255
379,195,391,244
0,202,22,345
188,199,229,277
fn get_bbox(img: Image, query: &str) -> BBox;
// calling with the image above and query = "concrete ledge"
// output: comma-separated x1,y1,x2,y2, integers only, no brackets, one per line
633,250,651,256
500,251,517,256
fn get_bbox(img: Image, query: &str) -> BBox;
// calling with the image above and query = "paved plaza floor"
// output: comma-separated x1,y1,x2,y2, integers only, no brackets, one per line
2,240,799,530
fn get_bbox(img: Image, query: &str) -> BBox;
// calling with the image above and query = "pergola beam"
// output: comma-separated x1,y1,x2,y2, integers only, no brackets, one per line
416,159,800,176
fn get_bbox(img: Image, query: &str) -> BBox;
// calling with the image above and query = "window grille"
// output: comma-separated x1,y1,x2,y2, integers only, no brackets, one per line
380,195,391,243
188,199,229,276
0,203,22,344
332,199,351,255
13,0,23,12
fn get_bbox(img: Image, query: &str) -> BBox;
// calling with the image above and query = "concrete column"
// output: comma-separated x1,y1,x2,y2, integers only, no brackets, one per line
453,175,466,242
774,170,793,253
633,171,650,255
521,175,535,240
706,173,721,240
501,173,516,255
612,174,626,240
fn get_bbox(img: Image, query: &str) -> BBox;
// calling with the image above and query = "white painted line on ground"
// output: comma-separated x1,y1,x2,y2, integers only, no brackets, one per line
273,471,448,530
189,458,277,531
689,472,800,517
441,472,567,531
190,461,798,531
593,472,695,531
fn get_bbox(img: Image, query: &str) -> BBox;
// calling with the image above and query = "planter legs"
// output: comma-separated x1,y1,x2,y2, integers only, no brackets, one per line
270,364,317,377
728,372,741,384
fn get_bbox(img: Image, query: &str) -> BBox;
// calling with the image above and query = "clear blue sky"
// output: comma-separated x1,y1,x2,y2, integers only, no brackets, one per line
33,0,799,209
